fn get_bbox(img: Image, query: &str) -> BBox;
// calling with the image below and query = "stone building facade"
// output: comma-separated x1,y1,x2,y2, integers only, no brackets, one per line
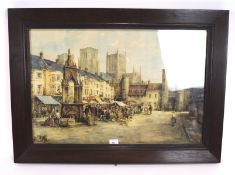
79,47,99,75
119,69,168,110
31,51,114,111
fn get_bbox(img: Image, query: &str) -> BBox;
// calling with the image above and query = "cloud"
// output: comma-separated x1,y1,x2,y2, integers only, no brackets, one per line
29,29,207,88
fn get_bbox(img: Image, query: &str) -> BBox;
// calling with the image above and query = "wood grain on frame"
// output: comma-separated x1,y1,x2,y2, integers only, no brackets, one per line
8,8,229,163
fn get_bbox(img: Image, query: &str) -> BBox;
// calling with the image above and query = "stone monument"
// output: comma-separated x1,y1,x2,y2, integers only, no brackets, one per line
61,49,83,121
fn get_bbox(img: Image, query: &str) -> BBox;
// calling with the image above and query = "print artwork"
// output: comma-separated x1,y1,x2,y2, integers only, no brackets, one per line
30,29,206,144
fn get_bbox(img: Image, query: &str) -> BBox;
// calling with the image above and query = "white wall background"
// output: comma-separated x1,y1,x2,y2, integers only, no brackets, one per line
1,0,234,174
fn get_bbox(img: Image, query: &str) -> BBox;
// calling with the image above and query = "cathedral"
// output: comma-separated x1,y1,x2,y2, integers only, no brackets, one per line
102,50,169,110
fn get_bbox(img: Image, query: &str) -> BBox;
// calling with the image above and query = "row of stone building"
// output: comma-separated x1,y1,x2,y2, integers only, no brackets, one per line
31,52,114,112
31,47,169,113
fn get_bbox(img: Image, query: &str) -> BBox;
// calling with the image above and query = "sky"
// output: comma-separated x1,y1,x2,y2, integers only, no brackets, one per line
30,29,207,90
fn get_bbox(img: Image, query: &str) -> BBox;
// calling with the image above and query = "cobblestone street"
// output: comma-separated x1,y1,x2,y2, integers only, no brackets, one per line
33,111,194,144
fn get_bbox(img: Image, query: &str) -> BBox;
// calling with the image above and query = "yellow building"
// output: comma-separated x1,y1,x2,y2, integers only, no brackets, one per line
127,83,162,110
119,69,168,110
31,52,114,112
79,71,114,99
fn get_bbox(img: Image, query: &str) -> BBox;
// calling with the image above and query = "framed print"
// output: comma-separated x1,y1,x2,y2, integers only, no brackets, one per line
8,8,229,163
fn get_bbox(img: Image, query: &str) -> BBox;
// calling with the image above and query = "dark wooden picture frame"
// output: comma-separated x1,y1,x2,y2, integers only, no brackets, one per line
8,8,229,163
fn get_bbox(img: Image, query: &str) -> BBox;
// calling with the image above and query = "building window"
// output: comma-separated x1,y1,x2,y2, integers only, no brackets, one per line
90,89,92,95
155,94,157,98
97,84,99,88
96,90,99,95
57,75,60,81
37,85,42,94
149,94,151,98
50,85,56,93
37,72,42,78
57,85,61,93
51,74,56,82
154,102,157,108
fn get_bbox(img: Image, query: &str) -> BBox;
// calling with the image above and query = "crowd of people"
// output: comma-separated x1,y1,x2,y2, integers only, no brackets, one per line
42,109,61,127
83,104,143,126
143,104,153,115
41,103,154,127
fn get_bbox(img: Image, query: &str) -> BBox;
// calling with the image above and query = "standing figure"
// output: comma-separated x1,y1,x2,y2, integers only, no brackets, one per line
85,105,92,126
149,104,153,115
171,111,176,127
144,105,148,115
43,108,56,127
54,110,61,126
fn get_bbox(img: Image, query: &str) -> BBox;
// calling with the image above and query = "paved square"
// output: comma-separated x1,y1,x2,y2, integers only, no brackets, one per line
33,111,193,144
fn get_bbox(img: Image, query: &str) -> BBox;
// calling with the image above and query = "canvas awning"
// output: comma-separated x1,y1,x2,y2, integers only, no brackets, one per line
82,100,88,104
36,96,60,105
89,100,97,104
113,101,127,107
95,97,107,104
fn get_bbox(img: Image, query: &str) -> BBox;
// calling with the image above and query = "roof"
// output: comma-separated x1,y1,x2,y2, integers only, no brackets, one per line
128,83,162,96
31,55,105,82
100,73,114,81
128,84,148,96
31,55,64,71
44,59,64,71
36,96,60,105
31,55,49,70
78,69,104,81
147,83,162,91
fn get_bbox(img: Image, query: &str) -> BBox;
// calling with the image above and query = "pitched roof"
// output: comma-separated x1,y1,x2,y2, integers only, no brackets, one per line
128,83,162,96
128,84,148,96
100,73,114,81
78,69,104,81
44,59,64,71
147,83,162,91
31,55,49,70
31,55,105,82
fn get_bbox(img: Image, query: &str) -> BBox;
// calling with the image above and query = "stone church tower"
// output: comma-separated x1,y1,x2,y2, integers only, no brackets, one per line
79,47,99,74
106,50,126,81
